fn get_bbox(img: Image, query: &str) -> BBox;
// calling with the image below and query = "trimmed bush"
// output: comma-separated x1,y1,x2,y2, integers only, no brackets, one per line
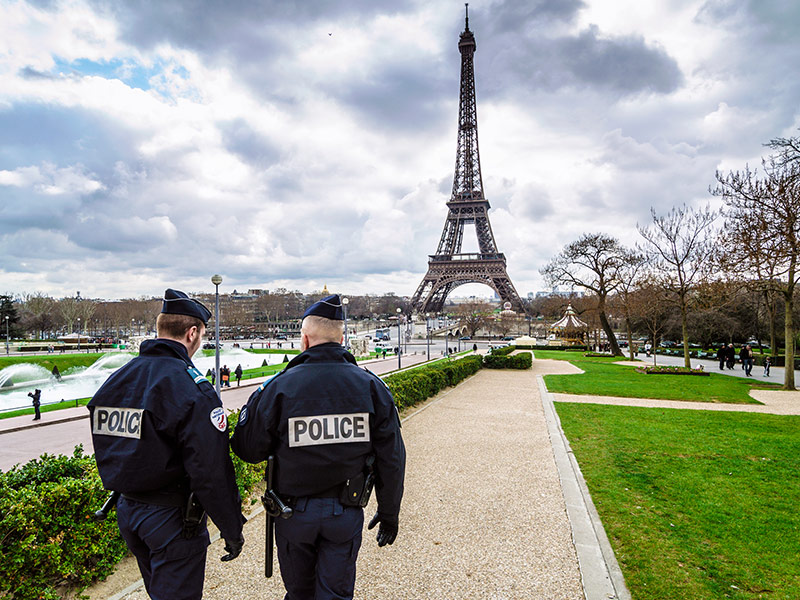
0,446,128,600
483,351,533,370
489,345,515,356
384,355,482,409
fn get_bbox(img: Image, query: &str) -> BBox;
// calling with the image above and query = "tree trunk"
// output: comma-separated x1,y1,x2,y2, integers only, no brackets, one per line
680,296,691,368
597,295,622,356
784,288,795,390
626,316,634,361
766,291,778,357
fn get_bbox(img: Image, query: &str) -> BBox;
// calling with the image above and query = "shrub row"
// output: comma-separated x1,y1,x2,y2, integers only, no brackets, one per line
515,344,587,351
384,355,483,409
489,345,516,356
0,425,265,600
483,351,533,370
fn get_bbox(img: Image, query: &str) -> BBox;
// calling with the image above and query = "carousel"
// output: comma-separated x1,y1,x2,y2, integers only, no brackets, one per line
548,304,587,346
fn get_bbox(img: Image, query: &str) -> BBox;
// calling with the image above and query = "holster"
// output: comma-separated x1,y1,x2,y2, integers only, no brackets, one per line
182,492,206,538
339,455,376,507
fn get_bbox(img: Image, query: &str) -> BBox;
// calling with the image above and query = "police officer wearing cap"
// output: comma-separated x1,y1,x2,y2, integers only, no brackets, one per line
88,289,246,600
232,294,406,600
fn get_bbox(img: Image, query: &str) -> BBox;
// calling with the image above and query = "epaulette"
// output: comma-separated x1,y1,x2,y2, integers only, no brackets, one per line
186,365,208,385
363,367,390,390
256,367,286,393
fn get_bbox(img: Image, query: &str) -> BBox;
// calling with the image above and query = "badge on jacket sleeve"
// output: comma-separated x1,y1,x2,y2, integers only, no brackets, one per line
210,406,227,432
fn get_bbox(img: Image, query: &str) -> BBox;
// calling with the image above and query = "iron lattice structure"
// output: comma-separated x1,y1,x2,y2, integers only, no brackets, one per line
410,8,523,314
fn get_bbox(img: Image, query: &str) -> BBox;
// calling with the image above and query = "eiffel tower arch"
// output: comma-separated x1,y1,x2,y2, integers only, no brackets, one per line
410,6,523,314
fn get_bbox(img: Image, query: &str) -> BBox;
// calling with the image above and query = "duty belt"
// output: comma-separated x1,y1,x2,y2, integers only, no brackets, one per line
121,489,187,507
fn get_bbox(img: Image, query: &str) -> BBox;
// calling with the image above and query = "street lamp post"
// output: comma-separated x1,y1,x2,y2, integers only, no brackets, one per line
4,315,8,355
425,313,430,361
342,297,350,349
211,274,223,398
77,318,81,353
396,307,402,369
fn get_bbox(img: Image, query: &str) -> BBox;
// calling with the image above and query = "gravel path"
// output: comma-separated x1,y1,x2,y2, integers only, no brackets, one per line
108,365,585,600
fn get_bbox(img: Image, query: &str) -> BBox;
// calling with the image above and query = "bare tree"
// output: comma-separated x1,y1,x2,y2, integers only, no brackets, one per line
614,251,646,361
628,281,673,365
57,296,81,335
714,138,800,389
454,301,492,337
542,233,634,356
638,205,718,368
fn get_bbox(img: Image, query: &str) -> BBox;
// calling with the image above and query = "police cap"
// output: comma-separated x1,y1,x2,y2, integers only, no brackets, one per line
161,288,212,326
303,294,344,320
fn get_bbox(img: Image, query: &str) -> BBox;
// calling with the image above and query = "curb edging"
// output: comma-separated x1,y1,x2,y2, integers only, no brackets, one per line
538,375,631,600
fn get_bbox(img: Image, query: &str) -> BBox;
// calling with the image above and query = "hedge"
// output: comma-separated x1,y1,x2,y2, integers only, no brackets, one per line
384,355,483,409
489,345,516,356
483,351,533,370
0,415,265,600
0,446,128,599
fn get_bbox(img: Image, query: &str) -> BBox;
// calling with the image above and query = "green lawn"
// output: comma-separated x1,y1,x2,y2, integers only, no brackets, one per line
535,350,778,404
556,402,800,600
0,353,107,372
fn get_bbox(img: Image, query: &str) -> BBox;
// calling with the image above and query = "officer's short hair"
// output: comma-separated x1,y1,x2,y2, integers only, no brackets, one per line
302,315,344,341
156,313,205,339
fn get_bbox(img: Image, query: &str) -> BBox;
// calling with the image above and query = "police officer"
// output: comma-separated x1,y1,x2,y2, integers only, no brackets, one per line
88,289,245,600
232,294,405,600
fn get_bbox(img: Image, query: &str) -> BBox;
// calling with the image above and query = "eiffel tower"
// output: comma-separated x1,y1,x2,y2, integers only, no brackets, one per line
410,5,524,314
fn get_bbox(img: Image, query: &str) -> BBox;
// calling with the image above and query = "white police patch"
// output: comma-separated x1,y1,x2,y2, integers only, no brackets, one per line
210,406,227,432
238,406,249,427
288,412,370,448
92,406,144,439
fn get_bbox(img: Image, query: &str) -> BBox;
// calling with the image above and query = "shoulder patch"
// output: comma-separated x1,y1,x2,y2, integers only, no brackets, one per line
187,366,207,385
238,406,249,427
210,406,227,432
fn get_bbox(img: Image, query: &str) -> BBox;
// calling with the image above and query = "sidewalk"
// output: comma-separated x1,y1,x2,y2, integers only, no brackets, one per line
91,361,626,600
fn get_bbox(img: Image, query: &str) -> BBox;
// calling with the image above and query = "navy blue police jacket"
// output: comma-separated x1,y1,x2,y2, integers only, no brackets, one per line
88,338,244,541
231,342,405,520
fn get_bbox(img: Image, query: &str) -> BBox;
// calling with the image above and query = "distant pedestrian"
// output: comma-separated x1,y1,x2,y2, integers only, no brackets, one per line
740,344,754,376
716,345,726,370
725,344,736,369
473,343,478,353
234,364,243,386
28,388,42,421
763,356,772,377
221,365,231,387
210,367,216,386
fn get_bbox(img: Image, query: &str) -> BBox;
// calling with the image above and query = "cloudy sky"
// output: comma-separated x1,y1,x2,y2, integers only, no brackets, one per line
1,0,798,301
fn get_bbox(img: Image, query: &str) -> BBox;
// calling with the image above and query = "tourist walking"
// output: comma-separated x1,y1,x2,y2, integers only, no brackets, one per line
740,344,754,376
764,356,772,376
234,364,243,386
725,343,736,369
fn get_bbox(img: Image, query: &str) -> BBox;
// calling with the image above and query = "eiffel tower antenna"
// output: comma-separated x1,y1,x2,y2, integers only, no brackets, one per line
410,10,524,314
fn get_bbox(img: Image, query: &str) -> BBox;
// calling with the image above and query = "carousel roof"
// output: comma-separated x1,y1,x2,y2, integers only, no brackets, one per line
550,304,587,330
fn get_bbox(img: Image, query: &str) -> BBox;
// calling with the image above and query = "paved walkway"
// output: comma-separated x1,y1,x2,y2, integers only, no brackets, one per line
89,360,627,600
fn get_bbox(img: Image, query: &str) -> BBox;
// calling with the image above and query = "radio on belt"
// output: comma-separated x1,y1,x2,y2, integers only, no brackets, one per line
288,412,370,448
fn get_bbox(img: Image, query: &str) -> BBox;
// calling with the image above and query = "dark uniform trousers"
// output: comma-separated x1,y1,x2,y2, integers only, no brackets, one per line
117,498,210,600
275,497,364,600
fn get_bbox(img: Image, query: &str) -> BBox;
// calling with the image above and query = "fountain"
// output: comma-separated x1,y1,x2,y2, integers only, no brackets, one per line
0,348,290,412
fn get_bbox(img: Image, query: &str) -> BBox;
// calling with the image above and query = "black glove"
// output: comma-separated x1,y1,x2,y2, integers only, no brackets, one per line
367,512,398,547
220,534,244,561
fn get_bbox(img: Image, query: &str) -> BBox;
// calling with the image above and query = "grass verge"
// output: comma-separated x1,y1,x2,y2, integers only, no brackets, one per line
555,402,800,600
535,350,777,404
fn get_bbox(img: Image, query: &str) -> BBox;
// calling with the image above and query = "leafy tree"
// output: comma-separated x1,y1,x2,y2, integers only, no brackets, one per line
0,294,21,344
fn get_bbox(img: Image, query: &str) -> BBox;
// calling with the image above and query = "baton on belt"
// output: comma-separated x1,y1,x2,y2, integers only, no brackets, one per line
93,491,121,521
261,455,293,578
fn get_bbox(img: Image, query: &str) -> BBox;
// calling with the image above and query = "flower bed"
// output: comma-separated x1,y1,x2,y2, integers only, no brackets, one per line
635,365,709,376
